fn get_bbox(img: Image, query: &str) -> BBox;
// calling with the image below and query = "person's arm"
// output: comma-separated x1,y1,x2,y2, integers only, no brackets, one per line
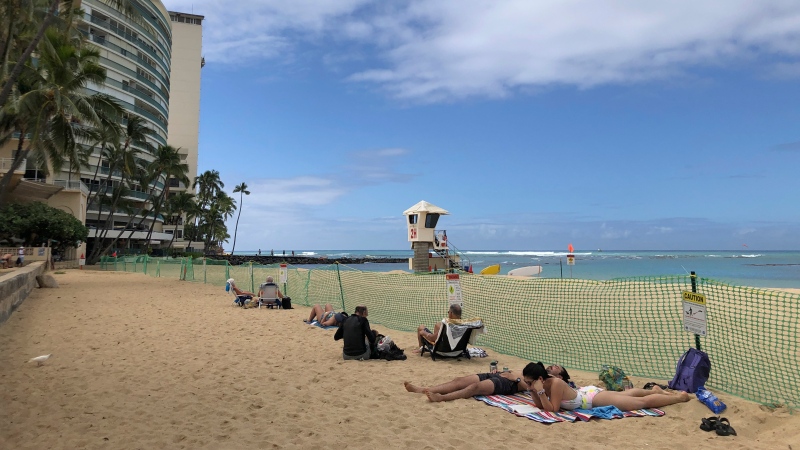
362,317,377,345
334,324,344,341
532,379,564,412
429,321,443,344
320,313,336,327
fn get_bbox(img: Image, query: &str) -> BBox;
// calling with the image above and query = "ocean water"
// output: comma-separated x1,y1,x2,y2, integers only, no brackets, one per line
234,249,800,289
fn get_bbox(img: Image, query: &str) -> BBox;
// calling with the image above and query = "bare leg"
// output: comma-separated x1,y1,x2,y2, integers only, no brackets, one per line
416,325,435,349
425,379,496,402
405,374,482,395
307,305,323,322
617,386,667,397
593,390,690,410
324,304,334,313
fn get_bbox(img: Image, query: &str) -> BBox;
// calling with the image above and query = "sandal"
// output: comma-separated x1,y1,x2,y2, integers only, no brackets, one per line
700,416,719,432
643,382,669,390
715,417,737,436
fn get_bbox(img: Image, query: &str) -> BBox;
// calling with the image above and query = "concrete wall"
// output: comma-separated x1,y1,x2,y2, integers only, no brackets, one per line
0,261,46,325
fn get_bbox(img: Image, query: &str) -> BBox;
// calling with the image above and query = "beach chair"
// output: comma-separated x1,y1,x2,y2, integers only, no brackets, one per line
257,283,282,309
227,280,252,307
421,318,485,361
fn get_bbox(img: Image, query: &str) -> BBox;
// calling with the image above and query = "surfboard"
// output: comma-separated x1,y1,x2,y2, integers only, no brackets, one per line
508,265,543,277
479,264,501,275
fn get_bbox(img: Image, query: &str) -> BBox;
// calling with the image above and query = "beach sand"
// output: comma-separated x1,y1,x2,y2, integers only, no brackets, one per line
1,270,798,449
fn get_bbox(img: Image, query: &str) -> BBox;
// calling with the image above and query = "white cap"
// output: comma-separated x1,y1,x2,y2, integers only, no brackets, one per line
226,278,235,284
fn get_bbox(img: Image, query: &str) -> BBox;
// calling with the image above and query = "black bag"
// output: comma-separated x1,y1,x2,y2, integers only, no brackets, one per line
281,297,292,309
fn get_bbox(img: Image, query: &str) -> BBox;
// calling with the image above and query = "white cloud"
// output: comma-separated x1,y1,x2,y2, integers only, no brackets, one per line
165,0,800,100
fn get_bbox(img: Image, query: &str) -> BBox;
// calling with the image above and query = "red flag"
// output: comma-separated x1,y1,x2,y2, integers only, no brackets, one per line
568,243,574,253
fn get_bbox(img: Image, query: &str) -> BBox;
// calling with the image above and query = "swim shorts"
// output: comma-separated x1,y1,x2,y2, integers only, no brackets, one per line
477,373,519,395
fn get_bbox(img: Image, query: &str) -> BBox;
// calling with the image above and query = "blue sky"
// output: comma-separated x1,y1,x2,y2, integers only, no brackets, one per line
163,0,800,251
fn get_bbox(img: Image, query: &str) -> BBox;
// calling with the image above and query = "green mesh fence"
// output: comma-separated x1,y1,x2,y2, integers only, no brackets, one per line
97,259,799,409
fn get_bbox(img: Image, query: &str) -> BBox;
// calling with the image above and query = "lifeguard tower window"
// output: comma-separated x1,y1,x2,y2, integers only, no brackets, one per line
408,214,418,225
425,213,440,228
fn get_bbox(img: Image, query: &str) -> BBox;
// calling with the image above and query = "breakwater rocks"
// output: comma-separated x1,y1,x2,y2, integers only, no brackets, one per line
207,255,408,266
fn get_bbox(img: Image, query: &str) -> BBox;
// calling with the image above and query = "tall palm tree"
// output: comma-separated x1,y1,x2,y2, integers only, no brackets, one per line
143,145,188,253
165,191,195,251
0,29,122,204
205,190,235,254
0,0,145,109
230,182,249,254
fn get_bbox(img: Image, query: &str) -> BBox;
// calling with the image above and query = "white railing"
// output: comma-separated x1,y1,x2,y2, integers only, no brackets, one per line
53,179,90,196
0,158,27,172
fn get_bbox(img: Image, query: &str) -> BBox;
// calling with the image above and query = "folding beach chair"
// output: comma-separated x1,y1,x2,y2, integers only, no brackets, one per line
227,279,252,307
257,283,282,309
421,318,485,361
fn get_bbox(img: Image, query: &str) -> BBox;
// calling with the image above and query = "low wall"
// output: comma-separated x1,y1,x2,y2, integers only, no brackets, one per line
0,261,46,325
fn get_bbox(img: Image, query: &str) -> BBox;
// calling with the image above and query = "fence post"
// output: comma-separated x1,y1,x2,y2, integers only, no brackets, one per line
690,271,701,351
335,263,346,312
225,262,230,281
203,258,207,283
156,260,161,277
250,261,254,293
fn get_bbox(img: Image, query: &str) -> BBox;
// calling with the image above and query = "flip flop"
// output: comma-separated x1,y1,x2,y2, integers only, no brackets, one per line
700,416,719,432
715,417,737,436
643,382,669,390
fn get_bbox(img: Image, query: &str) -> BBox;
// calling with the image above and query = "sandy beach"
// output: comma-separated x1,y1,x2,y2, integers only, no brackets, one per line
1,270,798,449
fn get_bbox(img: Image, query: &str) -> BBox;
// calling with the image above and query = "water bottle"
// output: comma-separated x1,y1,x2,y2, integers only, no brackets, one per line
696,387,726,414
490,361,498,374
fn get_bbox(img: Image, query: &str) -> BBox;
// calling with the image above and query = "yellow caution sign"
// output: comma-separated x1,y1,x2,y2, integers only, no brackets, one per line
682,291,706,305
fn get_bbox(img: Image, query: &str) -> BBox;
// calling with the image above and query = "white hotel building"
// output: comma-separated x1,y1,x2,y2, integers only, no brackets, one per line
0,0,204,254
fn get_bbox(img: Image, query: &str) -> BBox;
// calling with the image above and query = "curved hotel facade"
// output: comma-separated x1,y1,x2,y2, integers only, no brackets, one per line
1,0,203,254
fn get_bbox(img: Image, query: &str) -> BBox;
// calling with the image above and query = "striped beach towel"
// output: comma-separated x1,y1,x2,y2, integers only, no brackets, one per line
304,320,337,330
474,392,665,423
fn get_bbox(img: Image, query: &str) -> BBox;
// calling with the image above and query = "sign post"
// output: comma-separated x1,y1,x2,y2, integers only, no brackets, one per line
279,263,288,297
682,272,706,350
446,273,463,308
79,253,85,270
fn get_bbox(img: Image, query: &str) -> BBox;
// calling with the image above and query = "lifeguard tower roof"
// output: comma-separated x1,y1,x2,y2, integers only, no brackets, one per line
403,200,449,216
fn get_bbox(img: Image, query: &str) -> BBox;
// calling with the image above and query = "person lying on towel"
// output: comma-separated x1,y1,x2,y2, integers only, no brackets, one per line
305,303,347,326
523,362,690,411
415,304,461,352
404,368,529,402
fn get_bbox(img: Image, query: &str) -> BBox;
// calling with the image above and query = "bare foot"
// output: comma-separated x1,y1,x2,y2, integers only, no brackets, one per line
677,391,691,402
425,390,444,402
651,385,664,394
404,382,424,393
412,347,422,355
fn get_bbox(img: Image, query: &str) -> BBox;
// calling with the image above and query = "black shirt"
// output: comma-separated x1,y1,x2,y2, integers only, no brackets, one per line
334,314,376,356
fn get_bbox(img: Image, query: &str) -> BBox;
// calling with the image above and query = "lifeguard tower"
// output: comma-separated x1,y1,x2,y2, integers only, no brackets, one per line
404,200,466,272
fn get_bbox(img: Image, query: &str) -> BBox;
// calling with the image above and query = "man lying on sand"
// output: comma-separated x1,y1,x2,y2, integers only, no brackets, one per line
405,369,529,402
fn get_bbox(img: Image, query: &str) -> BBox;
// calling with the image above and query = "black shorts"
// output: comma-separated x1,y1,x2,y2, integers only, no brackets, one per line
477,373,519,395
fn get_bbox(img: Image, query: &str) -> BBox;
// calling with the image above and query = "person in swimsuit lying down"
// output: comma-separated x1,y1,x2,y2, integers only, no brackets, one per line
404,369,529,402
522,362,690,411
305,303,347,326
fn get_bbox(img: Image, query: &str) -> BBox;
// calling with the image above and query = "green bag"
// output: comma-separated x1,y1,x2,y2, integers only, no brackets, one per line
599,365,633,391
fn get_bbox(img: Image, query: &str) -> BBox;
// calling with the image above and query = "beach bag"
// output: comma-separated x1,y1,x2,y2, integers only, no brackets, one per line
599,365,633,391
668,348,711,393
281,297,292,309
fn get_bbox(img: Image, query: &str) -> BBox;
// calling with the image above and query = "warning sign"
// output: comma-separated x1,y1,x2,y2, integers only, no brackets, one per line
682,291,707,336
567,254,575,266
279,264,288,284
446,273,463,308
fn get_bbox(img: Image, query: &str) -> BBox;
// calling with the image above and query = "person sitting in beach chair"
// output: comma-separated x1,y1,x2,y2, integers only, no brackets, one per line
256,276,283,309
523,362,690,411
334,305,378,360
404,368,529,402
419,314,485,360
416,304,462,350
305,303,347,326
1,253,13,269
227,278,255,307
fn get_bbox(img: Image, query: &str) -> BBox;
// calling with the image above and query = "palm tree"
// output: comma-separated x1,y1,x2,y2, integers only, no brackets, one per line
142,145,188,253
204,190,235,254
0,0,145,109
230,182,249,254
0,29,122,204
165,191,195,251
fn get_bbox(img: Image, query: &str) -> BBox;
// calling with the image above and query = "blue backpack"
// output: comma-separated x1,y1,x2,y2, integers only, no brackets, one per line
668,348,711,393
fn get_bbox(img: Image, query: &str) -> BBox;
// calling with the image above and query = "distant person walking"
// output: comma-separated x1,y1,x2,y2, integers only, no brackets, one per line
16,246,24,267
292,251,295,257
258,249,261,256
271,249,274,256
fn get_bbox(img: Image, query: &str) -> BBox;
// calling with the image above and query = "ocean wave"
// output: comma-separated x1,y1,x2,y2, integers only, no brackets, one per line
463,251,592,257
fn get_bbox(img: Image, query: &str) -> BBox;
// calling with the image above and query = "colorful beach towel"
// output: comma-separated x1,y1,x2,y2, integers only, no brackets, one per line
474,393,665,423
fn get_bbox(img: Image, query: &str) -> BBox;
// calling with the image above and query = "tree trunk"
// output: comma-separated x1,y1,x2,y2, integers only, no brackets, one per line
0,137,29,206
231,192,243,254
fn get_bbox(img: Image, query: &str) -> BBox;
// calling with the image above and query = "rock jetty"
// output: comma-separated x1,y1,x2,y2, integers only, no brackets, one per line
206,255,408,266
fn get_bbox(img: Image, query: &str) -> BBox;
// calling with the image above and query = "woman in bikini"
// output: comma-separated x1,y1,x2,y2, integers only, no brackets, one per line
522,362,690,411
305,303,347,326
